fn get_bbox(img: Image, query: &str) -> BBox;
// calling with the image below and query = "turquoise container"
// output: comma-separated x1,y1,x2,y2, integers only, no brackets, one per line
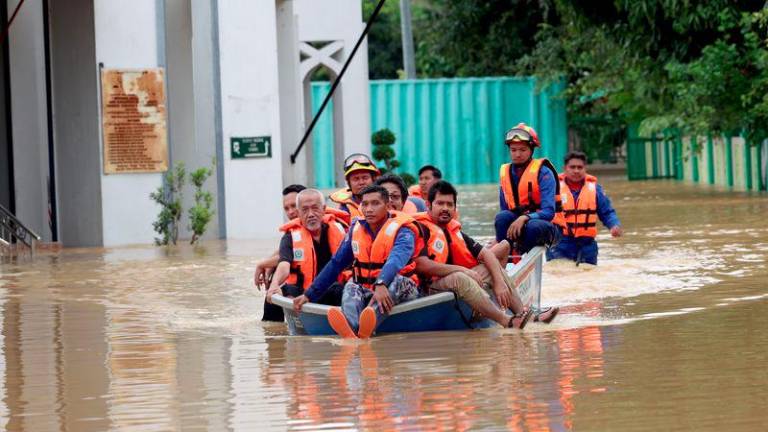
311,77,568,188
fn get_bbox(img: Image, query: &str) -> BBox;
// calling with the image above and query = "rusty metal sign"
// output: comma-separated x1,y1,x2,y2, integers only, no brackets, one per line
101,68,168,174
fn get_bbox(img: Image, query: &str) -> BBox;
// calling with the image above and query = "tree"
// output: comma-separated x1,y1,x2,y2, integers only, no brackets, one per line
363,0,404,79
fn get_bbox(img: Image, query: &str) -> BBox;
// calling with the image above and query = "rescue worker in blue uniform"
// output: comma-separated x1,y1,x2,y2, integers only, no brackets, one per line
494,123,563,254
547,151,622,265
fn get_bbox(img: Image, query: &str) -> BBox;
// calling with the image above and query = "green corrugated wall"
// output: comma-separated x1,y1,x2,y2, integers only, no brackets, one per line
627,127,767,191
310,77,568,188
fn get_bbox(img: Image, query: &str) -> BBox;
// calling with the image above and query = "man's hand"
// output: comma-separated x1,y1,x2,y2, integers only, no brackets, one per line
266,284,282,303
254,262,273,289
506,215,529,240
293,295,309,312
461,268,484,286
493,284,513,310
370,284,394,314
610,225,623,238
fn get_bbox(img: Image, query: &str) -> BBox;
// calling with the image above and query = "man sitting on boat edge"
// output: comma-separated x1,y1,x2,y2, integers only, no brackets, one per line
414,180,559,326
293,185,422,339
265,189,350,307
494,123,563,256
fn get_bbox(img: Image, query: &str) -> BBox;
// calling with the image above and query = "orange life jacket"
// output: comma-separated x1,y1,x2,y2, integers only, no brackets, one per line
350,211,420,289
412,212,479,269
279,211,348,290
329,188,363,224
408,184,423,198
499,158,565,228
558,173,598,238
402,199,419,214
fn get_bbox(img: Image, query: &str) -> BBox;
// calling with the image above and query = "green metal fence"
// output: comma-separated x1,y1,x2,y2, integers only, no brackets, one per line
310,77,568,188
627,126,767,191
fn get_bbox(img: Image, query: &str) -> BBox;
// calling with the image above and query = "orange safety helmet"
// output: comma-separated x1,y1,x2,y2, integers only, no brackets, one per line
504,123,540,149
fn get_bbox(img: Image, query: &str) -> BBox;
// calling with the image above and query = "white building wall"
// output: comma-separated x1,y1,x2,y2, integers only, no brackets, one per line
217,0,283,239
94,0,163,246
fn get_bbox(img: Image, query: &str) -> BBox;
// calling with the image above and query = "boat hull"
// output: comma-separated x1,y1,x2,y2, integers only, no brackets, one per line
270,246,545,336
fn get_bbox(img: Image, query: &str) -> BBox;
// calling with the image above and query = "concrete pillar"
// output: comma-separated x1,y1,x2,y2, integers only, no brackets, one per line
164,0,221,241
7,0,51,241
190,0,225,239
49,0,103,247
216,0,284,238
276,0,307,187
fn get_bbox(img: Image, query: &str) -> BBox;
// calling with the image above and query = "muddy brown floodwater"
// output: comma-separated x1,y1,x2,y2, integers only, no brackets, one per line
1,176,766,431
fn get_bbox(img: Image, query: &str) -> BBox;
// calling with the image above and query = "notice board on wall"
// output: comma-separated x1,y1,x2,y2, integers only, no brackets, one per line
101,68,168,174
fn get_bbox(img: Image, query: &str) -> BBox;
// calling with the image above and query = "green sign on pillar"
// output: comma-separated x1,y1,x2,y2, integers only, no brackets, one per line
230,136,271,159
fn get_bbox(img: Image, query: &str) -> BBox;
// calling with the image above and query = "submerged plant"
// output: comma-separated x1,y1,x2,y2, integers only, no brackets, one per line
188,164,215,245
150,163,186,246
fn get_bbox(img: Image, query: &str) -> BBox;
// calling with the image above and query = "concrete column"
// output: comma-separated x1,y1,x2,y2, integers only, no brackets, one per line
7,0,51,240
216,0,284,239
49,0,103,247
190,0,224,239
94,0,163,246
276,0,307,187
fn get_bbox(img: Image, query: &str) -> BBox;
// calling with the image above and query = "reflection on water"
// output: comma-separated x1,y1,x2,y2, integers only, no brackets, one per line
0,177,766,430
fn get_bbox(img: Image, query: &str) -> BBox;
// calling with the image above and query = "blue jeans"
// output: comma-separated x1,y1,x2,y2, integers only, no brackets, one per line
494,210,561,254
546,236,599,265
341,275,420,332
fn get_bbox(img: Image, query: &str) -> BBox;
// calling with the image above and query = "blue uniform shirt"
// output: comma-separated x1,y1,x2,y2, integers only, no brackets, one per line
303,219,415,302
498,162,557,222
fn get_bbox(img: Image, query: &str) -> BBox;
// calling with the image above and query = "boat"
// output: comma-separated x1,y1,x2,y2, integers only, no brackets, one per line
270,246,546,336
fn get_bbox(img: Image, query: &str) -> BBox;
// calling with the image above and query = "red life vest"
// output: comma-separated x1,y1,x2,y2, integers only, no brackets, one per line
279,211,348,290
412,212,478,268
350,211,420,289
329,188,363,224
558,173,598,238
499,158,565,229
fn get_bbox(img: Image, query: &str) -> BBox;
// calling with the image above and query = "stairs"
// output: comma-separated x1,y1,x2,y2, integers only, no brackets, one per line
0,203,41,262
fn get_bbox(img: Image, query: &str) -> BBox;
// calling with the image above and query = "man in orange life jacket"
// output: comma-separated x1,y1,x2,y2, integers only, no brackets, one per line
547,151,622,265
376,174,427,214
495,123,562,254
265,189,349,306
329,153,381,223
255,184,307,322
414,180,537,328
293,184,421,339
408,165,442,199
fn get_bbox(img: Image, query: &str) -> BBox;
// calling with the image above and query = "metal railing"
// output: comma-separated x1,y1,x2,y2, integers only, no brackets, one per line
0,203,41,262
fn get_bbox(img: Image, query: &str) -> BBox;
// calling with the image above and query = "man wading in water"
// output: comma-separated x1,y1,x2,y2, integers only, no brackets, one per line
547,151,622,265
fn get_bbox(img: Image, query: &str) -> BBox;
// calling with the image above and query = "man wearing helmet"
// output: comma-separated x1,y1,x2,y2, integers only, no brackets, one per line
495,123,564,261
329,153,381,223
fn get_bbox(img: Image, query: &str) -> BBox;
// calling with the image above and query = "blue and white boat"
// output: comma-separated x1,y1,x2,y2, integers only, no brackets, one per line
271,246,546,336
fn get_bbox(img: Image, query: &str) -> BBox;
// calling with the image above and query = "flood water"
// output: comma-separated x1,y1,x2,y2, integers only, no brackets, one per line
0,176,766,431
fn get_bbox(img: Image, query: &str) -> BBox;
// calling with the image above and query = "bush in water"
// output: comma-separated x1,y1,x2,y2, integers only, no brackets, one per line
188,164,215,245
150,163,186,246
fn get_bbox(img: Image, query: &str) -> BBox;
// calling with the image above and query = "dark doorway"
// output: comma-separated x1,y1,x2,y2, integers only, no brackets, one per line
0,0,15,212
